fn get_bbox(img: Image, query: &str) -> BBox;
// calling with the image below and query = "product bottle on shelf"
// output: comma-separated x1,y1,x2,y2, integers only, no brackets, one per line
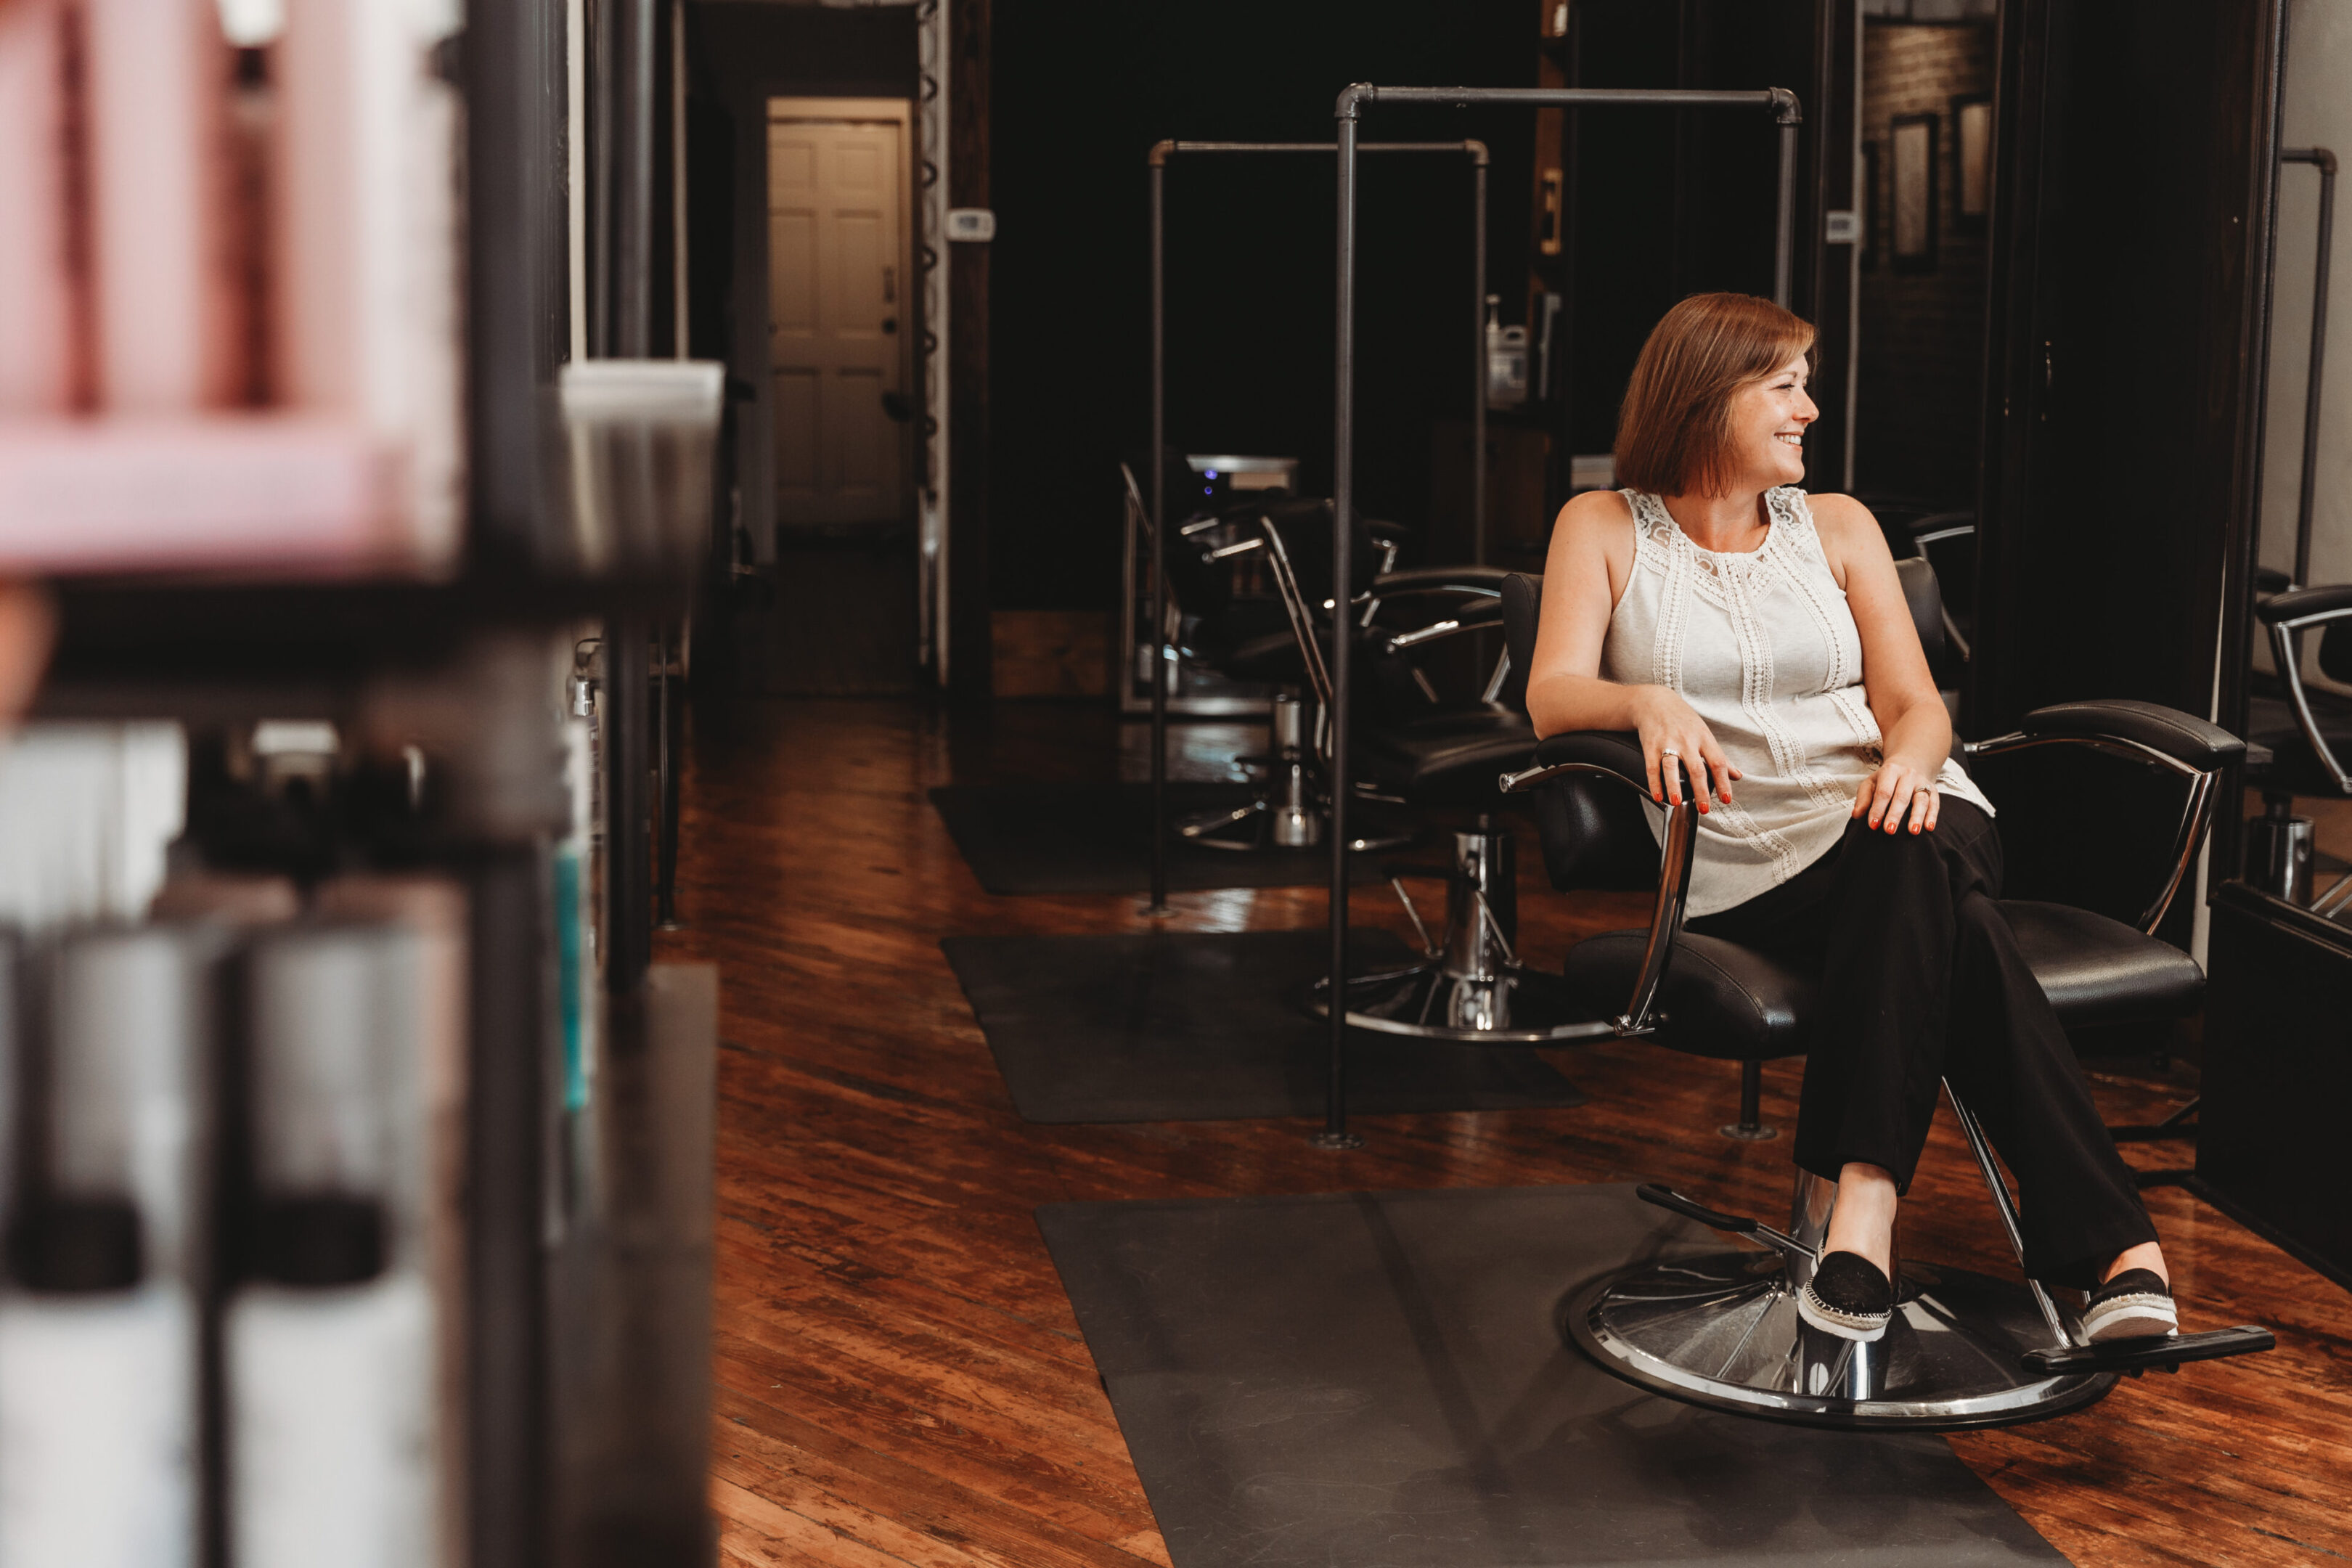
226,921,446,1568
0,929,212,1568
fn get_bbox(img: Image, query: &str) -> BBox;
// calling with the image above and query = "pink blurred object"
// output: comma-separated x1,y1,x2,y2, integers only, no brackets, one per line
0,0,77,414
276,0,465,560
85,0,240,412
0,419,423,576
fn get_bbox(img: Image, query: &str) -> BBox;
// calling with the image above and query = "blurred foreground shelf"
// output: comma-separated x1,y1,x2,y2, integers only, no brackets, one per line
41,569,691,719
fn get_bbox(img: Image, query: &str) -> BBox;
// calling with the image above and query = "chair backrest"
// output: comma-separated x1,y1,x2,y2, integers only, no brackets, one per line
1893,555,1946,671
1501,572,1543,690
1499,571,1671,891
1255,497,1379,608
1504,550,1948,666
1500,558,1961,892
1125,460,1303,628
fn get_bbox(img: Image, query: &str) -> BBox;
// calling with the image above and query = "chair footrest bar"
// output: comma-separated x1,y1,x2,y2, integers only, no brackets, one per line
2021,1326,2274,1377
1634,1183,1759,1236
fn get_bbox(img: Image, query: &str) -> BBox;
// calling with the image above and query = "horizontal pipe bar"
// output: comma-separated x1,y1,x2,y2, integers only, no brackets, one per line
1150,139,1487,164
1337,84,1800,123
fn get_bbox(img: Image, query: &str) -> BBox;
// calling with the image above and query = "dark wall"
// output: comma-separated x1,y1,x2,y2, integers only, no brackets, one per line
690,4,917,107
1854,20,1994,503
1557,1,1827,462
987,0,1538,612
1975,0,2279,738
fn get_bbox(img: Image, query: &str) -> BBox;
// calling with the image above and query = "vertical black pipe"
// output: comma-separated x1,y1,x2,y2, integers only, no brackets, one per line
460,0,565,1557
1775,118,1799,309
611,0,656,356
655,623,682,929
470,847,553,1568
2290,149,2336,587
602,0,658,984
1471,153,1487,565
1320,97,1364,1150
468,0,568,565
1148,159,1169,914
1557,17,1585,519
588,0,614,356
608,621,652,990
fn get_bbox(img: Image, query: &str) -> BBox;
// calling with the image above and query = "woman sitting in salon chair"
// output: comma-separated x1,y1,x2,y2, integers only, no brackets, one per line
1524,292,2172,1347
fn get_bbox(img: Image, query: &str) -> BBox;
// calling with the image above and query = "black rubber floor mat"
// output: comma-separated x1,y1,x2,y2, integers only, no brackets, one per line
1037,1183,2067,1568
942,930,1587,1124
928,782,1389,895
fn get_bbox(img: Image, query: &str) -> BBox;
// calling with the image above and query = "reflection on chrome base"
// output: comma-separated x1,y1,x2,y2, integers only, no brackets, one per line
1307,963,1614,1045
1566,1251,2115,1430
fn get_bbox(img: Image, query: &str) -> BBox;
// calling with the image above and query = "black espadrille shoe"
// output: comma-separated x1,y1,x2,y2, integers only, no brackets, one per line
2081,1269,2178,1344
1797,1251,1893,1342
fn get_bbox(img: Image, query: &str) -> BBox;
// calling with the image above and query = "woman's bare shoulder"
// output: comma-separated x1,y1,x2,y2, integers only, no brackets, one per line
1800,491,1891,557
1551,486,1636,544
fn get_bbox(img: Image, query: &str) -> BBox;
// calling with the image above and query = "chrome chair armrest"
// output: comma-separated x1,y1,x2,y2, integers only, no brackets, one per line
1383,597,1506,654
1360,564,1513,601
1965,701,2242,933
2250,593,2352,795
2009,698,2243,772
2255,583,2352,625
1501,731,1699,1035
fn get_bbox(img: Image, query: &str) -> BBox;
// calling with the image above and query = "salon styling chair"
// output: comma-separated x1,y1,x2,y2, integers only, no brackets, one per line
1222,501,1596,1043
1495,564,2273,1429
2242,584,2352,912
1122,461,1413,852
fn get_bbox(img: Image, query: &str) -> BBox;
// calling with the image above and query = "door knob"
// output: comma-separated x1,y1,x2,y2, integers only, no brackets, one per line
882,317,898,334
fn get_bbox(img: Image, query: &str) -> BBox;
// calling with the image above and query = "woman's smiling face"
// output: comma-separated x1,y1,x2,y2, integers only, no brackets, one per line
1726,350,1818,491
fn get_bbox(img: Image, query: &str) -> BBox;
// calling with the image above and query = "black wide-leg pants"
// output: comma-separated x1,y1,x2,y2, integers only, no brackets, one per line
1686,799,2157,1289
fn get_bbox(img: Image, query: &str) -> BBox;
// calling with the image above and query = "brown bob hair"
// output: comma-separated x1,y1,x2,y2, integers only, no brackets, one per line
1613,293,1815,497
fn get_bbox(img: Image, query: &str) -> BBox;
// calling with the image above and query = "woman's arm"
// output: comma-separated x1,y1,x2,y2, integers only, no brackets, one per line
1524,491,1741,809
1810,494,1951,833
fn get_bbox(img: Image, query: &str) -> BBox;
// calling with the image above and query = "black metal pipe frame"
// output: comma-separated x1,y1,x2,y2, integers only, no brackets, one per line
1320,83,1802,1147
1145,139,1489,914
2283,147,2336,588
596,0,661,988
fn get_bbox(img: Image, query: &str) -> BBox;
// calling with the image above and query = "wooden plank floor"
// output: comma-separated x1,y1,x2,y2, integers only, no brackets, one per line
657,697,2352,1568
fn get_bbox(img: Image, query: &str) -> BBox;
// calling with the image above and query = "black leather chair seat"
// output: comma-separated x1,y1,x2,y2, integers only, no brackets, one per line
1563,898,2203,1063
1356,708,1535,805
1565,929,1813,1061
1996,899,2206,1027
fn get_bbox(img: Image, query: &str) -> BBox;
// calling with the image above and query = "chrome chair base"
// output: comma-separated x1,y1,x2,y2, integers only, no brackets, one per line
1307,962,1611,1044
1180,798,1415,856
1305,821,1612,1043
1180,688,1421,854
1565,1250,2115,1431
1180,796,1323,851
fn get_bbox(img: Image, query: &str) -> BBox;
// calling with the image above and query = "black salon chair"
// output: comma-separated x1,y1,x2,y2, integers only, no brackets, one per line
1208,500,1597,1042
1122,462,1416,853
1495,561,2271,1429
2243,584,2352,912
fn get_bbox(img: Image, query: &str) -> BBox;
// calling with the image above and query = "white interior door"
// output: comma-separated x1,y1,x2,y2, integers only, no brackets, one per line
767,109,909,527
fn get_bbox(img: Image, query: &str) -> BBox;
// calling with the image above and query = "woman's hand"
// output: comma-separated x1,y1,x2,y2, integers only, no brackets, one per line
1628,685,1739,811
1853,755,1941,834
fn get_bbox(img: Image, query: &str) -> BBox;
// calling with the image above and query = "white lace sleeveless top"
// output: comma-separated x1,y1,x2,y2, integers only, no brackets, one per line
1601,486,1995,917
